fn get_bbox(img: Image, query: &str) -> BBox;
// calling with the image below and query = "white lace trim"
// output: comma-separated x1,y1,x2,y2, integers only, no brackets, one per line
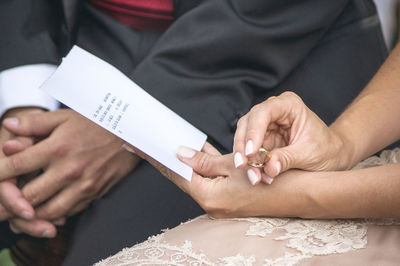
96,234,256,266
96,148,400,266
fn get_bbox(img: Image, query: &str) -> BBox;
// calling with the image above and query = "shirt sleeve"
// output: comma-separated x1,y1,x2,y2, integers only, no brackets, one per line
0,64,59,117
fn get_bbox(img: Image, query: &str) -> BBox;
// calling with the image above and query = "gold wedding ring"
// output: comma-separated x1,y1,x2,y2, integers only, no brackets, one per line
259,147,272,159
247,148,272,168
247,161,265,168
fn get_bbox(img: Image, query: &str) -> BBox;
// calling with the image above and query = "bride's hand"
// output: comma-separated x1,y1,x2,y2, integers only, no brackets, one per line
174,145,314,218
233,91,346,185
132,142,314,218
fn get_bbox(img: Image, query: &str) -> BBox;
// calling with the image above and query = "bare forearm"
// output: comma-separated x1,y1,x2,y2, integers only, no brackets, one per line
266,164,400,219
331,44,400,168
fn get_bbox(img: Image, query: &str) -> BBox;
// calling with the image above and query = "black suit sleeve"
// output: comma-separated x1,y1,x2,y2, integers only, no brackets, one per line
130,0,349,151
0,0,63,71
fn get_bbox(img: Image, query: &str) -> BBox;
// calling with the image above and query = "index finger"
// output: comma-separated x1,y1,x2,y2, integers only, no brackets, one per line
244,99,276,157
0,140,51,181
233,115,249,168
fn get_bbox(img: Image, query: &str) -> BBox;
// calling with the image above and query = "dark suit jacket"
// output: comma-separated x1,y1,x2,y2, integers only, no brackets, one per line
0,0,387,152
0,1,389,263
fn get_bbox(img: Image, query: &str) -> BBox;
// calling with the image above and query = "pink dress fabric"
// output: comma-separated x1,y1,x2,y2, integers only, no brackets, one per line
96,148,400,266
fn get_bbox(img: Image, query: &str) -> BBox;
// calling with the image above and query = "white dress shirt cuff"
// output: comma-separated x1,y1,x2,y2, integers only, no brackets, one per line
0,64,59,117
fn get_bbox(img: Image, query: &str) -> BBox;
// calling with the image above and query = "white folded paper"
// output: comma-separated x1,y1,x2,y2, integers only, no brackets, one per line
41,46,207,180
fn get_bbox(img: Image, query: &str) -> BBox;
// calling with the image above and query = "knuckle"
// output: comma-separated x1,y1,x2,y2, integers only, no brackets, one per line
79,179,97,196
63,162,84,181
250,104,268,120
24,188,40,206
38,206,54,220
7,155,24,172
236,116,246,128
281,91,303,106
40,199,66,220
247,128,259,138
265,96,277,105
51,142,72,157
249,104,263,114
276,150,292,171
281,91,298,98
197,154,212,173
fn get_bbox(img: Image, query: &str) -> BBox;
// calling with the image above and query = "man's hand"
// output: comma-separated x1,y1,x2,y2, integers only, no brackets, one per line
1,109,140,237
0,108,41,228
233,91,347,185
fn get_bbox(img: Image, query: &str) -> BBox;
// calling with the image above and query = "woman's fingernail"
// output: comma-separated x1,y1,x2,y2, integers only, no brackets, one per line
3,118,19,127
247,169,259,185
234,152,244,168
177,146,196,158
245,140,253,156
21,210,34,220
275,161,281,175
262,174,274,185
42,230,55,238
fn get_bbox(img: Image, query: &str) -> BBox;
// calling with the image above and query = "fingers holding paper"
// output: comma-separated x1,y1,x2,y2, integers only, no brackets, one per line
139,142,257,218
175,145,278,218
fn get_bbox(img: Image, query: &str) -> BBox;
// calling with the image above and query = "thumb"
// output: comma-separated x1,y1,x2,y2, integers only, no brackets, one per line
264,145,302,178
2,111,66,137
177,146,230,177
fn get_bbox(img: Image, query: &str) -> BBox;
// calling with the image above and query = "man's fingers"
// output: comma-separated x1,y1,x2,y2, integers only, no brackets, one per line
35,182,85,220
0,181,34,220
0,140,51,181
52,217,67,226
2,110,67,137
66,200,92,217
3,136,34,156
10,218,57,238
177,146,231,177
22,169,66,207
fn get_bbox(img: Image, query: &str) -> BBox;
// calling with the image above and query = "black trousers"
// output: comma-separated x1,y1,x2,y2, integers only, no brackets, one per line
1,1,388,265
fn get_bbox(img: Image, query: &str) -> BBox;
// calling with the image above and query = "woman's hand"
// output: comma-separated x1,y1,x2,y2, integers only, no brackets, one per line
172,145,319,218
133,142,308,218
233,92,348,185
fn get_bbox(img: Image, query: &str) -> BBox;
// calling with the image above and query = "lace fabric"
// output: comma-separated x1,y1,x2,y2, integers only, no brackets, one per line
96,148,400,266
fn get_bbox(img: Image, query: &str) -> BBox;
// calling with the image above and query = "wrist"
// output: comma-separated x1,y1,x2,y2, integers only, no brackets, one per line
329,124,357,170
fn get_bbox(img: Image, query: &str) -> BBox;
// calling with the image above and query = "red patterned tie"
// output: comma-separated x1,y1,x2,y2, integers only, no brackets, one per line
89,0,174,31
